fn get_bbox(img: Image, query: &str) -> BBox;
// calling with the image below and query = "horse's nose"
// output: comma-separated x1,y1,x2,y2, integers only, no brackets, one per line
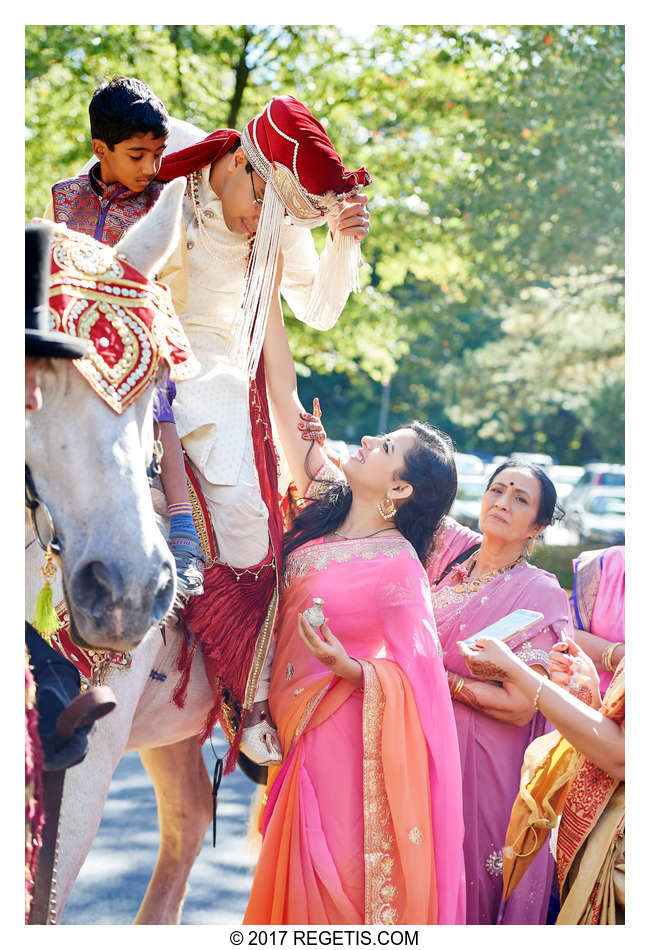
69,559,125,623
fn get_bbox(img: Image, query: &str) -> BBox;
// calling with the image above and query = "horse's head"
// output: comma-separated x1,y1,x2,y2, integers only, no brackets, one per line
26,179,196,652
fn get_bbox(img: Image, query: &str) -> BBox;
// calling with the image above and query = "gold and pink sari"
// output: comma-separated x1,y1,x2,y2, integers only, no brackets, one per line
244,533,466,925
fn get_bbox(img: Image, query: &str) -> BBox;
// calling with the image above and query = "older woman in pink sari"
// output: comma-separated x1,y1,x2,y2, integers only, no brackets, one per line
243,290,465,925
426,461,572,925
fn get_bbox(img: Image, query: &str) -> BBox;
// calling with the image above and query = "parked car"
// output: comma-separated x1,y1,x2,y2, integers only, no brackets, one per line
450,475,485,531
564,463,625,511
564,486,625,546
548,464,586,505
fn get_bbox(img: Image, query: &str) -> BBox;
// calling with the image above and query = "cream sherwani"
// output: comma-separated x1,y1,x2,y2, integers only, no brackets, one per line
158,120,350,570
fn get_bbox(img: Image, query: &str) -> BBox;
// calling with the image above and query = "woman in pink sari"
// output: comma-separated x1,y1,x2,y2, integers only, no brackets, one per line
426,461,572,924
243,290,465,925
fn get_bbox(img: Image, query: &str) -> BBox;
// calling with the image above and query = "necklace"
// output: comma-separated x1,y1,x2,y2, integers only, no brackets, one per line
187,171,253,263
332,526,397,541
450,550,526,594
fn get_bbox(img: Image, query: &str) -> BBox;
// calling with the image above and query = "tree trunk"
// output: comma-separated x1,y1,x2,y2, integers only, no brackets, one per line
168,25,187,115
227,27,253,129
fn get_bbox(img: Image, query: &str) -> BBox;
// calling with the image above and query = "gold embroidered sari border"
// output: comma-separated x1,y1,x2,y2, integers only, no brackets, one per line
290,678,333,750
360,659,399,925
283,537,416,588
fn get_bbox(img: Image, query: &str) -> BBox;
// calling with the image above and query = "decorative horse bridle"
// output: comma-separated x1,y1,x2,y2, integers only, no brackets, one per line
25,437,164,558
25,463,62,555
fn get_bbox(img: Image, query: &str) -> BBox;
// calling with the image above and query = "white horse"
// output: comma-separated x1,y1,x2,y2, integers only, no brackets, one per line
25,180,226,925
25,530,218,924
26,178,188,654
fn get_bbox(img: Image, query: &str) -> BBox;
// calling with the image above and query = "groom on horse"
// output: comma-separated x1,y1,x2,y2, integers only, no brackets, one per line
155,95,371,767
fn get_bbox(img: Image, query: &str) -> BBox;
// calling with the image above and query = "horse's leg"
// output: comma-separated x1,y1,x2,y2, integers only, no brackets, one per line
54,631,160,917
133,735,212,925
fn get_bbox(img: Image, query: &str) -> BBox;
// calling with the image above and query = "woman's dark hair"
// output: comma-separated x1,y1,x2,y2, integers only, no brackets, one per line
283,421,458,565
485,459,564,527
89,76,169,148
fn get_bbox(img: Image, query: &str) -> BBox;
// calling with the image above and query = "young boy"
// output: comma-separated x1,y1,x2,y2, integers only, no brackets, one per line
45,76,205,597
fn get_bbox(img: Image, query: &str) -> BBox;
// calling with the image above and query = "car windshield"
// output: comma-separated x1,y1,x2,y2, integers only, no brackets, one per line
588,494,625,516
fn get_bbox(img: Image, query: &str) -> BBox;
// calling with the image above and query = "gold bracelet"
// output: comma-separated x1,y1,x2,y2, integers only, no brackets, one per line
602,641,623,673
453,677,465,699
532,679,544,711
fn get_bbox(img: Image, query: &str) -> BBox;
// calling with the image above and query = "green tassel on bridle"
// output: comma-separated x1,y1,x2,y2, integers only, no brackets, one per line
32,549,62,643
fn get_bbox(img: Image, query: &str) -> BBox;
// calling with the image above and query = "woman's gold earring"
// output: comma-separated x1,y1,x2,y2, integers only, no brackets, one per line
377,496,397,521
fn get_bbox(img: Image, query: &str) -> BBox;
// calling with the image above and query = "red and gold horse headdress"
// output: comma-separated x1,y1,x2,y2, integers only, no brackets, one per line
46,223,198,413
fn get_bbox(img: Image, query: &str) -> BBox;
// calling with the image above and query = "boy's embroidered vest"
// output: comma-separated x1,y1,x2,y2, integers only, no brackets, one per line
51,172,165,246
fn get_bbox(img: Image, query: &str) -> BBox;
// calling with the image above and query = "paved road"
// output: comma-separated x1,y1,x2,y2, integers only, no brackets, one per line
60,732,258,925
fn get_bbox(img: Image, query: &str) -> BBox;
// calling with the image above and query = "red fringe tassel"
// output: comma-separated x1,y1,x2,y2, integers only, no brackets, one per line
175,355,285,766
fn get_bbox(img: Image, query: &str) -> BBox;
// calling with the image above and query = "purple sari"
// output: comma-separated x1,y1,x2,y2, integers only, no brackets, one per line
427,519,573,924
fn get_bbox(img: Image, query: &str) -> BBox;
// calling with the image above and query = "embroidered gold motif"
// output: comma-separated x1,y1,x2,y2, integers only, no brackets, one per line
408,827,423,845
286,663,295,681
360,659,399,925
294,687,304,695
53,227,123,278
291,680,331,747
283,537,416,588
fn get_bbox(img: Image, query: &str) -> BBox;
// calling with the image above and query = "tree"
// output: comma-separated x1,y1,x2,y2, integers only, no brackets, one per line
25,25,625,462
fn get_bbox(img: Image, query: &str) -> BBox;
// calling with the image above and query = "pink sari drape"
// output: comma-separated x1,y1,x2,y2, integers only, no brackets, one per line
427,519,573,925
244,534,465,925
570,546,625,693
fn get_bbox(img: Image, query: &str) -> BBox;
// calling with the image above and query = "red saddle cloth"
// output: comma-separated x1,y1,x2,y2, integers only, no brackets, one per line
175,357,284,772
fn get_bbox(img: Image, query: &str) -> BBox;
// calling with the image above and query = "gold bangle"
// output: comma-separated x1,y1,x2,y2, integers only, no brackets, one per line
602,641,623,673
532,680,544,711
453,677,465,699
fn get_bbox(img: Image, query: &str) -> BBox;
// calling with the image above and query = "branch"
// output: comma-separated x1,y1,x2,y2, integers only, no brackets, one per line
227,26,253,129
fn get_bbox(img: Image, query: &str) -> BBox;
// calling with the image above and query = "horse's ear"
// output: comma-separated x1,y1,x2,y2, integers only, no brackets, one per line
114,178,186,279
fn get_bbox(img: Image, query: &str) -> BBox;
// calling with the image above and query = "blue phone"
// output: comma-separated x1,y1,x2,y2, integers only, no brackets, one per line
463,609,544,646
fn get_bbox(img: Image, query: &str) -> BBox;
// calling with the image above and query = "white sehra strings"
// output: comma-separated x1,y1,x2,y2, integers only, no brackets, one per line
299,230,362,330
227,186,285,379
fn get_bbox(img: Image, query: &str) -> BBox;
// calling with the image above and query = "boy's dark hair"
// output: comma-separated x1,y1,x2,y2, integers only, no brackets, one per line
89,76,169,149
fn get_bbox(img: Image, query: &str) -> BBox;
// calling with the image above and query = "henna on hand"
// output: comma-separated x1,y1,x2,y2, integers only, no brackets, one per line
570,682,595,707
455,682,487,713
464,658,510,681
